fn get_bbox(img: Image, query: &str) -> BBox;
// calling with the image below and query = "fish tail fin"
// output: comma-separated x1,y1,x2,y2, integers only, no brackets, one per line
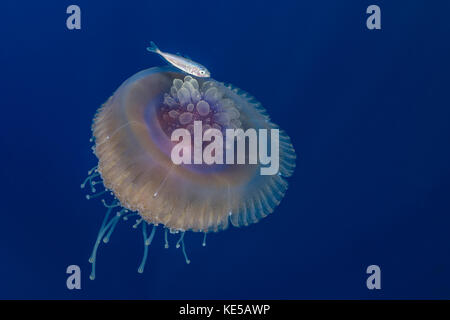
146,41,160,54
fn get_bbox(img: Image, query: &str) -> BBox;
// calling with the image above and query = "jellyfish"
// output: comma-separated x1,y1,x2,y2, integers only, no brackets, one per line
82,66,296,279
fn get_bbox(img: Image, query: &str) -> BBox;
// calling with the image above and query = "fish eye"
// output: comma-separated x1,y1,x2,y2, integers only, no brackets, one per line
200,70,205,74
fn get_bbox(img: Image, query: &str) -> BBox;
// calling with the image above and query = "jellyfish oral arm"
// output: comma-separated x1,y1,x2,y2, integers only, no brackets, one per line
170,121,280,175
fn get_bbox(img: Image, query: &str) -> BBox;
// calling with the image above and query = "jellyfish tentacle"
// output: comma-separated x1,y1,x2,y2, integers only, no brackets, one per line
174,231,190,264
137,222,148,274
138,223,157,273
81,169,102,194
89,208,122,280
133,218,143,229
103,209,127,243
202,232,207,247
180,234,191,264
145,224,157,246
164,228,169,248
101,199,120,208
88,165,98,175
86,190,107,200
175,231,185,248
81,172,99,189
123,212,137,221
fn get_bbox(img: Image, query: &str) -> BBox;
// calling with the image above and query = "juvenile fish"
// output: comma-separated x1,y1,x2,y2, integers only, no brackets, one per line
147,41,211,78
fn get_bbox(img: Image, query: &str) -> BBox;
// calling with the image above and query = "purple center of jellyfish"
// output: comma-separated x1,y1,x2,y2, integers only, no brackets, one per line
157,76,242,139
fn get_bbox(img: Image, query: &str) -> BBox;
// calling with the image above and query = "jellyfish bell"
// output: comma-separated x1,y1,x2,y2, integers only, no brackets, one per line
83,65,296,279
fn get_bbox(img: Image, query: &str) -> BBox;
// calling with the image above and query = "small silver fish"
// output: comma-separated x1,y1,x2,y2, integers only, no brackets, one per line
147,41,211,78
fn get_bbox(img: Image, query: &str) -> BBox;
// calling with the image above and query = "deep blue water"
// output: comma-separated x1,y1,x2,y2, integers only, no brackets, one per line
1,1,450,299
